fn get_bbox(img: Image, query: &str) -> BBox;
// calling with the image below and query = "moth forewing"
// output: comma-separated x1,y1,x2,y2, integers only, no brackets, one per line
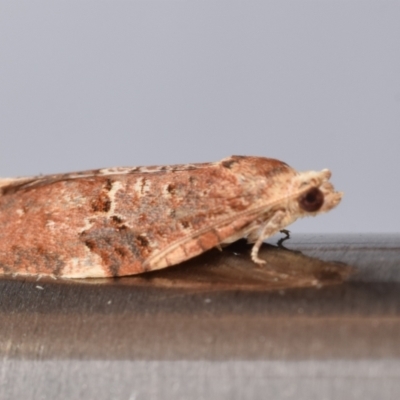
143,207,270,271
0,156,342,278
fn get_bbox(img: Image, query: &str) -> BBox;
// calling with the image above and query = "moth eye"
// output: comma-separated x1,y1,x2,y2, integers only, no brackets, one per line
298,187,324,212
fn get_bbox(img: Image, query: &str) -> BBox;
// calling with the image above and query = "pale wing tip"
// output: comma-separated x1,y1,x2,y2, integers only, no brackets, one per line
0,177,33,194
0,177,30,184
0,178,15,189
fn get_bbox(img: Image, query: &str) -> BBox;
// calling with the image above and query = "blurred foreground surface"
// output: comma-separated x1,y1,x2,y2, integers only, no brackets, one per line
1,234,399,399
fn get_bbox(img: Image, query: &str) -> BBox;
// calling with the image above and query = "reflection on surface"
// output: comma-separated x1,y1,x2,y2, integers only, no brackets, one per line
81,240,353,291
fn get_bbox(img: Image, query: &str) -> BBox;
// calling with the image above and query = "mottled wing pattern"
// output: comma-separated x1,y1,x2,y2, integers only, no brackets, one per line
0,156,295,277
0,160,216,195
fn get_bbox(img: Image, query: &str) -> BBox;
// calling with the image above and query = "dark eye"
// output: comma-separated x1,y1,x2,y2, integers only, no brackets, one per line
298,187,324,212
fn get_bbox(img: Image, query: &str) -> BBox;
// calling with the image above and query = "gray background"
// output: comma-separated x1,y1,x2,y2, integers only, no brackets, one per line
1,1,399,233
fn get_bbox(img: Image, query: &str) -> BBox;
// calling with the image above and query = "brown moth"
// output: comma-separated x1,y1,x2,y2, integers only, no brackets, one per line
0,156,342,278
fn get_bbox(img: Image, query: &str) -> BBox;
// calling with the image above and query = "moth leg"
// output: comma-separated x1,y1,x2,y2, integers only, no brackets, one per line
251,210,286,264
280,229,290,238
277,229,291,247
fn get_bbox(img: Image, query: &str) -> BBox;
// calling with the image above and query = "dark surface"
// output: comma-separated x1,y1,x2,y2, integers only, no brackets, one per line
1,233,400,399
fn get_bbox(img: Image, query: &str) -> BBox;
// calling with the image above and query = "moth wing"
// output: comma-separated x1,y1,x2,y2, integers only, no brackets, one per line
0,162,216,195
0,170,126,194
0,177,39,194
0,156,291,277
143,209,261,272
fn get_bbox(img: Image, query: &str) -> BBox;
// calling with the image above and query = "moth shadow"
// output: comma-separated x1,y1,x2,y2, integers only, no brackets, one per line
110,239,353,291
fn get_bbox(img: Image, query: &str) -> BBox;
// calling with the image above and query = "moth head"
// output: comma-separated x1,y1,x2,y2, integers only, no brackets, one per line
291,169,343,217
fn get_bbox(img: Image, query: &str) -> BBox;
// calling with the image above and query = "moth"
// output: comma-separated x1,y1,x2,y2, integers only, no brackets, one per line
0,156,342,278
